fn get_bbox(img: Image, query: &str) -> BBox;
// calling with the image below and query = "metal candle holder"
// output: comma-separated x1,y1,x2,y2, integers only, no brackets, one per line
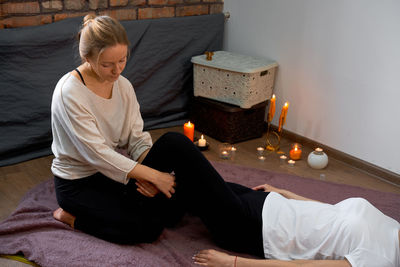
265,123,283,152
265,97,288,154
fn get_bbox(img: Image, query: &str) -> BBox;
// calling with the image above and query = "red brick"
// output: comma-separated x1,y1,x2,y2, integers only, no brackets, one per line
210,3,223,14
89,0,108,9
1,15,52,28
0,4,5,18
54,11,93,22
176,5,208,17
2,2,40,14
100,8,137,21
64,0,86,10
110,0,129,7
42,0,63,12
167,0,183,4
129,0,146,6
138,7,175,19
148,0,168,5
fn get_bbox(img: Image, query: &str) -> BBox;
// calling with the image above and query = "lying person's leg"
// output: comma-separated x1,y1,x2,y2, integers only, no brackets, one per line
142,132,268,256
193,249,236,267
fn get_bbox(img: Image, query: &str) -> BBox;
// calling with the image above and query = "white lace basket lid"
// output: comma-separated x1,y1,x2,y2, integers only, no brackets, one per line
191,51,278,108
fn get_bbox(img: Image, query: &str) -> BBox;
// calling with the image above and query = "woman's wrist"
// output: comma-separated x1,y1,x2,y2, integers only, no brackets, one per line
128,163,158,184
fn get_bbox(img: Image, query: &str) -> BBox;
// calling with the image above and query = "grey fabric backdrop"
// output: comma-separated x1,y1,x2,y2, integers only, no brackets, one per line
0,14,224,166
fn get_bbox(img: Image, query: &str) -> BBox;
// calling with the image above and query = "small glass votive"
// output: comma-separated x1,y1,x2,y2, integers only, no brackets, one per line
258,155,266,161
288,159,296,166
230,146,237,160
257,147,265,156
289,143,302,160
279,155,287,162
219,143,232,159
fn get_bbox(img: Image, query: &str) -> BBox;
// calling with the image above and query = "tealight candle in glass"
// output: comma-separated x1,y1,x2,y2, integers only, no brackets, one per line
257,147,265,156
219,143,232,159
230,146,237,160
279,155,287,163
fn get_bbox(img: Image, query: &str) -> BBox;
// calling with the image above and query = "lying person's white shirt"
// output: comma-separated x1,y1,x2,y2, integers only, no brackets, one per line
262,192,400,267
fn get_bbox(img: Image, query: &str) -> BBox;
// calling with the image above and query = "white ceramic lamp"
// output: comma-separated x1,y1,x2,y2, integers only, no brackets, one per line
307,148,328,169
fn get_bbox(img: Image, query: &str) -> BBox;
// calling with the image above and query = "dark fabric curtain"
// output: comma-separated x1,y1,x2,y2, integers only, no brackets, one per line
0,14,224,166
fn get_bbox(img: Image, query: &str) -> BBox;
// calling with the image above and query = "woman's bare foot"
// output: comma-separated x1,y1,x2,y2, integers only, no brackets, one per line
193,249,235,267
53,207,76,228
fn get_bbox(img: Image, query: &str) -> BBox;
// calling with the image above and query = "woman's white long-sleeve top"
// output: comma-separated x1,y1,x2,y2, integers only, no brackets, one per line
51,73,152,184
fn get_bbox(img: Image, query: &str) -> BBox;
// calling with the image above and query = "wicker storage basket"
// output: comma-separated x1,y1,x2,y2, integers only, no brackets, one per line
191,97,267,143
191,51,278,109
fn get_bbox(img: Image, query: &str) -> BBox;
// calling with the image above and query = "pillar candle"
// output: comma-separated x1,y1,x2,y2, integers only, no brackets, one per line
278,102,289,132
183,121,194,141
198,134,206,147
267,94,276,123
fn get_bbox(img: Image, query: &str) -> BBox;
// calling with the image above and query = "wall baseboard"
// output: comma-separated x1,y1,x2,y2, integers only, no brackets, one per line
266,123,400,187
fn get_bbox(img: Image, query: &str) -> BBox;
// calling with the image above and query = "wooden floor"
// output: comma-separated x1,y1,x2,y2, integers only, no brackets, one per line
1,126,399,266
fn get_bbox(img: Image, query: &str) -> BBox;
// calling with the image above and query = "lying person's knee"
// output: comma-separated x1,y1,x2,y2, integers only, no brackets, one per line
158,132,193,147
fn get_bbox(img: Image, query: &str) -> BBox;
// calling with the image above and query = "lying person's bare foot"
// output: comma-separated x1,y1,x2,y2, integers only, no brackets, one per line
53,207,76,228
193,249,235,267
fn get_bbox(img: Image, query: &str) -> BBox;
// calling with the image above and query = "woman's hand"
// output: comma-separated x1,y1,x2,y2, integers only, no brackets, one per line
135,179,160,197
252,183,281,193
152,171,176,198
129,164,176,198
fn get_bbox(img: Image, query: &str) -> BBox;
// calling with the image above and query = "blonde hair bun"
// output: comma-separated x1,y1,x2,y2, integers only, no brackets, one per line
83,14,96,26
77,14,130,63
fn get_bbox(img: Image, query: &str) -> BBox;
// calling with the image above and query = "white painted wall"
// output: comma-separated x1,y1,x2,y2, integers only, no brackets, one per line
223,0,400,175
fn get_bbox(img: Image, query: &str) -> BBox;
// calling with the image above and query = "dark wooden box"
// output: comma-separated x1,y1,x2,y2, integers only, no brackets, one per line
190,97,267,143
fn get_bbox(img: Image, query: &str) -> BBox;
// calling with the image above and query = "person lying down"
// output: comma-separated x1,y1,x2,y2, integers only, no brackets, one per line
193,184,400,267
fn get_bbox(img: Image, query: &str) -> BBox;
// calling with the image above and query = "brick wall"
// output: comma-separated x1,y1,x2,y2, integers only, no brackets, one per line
0,0,224,28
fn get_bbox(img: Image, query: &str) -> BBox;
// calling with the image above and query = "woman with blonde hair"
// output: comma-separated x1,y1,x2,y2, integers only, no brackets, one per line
51,14,178,243
51,15,269,251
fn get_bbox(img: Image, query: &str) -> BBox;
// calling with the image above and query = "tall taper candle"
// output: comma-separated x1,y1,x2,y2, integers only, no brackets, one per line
267,94,276,123
278,102,289,132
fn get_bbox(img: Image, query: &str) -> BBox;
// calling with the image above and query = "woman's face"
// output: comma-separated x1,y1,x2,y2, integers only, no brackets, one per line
89,44,128,83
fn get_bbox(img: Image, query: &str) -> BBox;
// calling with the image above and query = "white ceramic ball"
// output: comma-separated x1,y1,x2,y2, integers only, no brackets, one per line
307,148,328,169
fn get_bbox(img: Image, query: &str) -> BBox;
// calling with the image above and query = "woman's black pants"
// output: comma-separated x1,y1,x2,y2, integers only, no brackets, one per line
54,132,268,257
